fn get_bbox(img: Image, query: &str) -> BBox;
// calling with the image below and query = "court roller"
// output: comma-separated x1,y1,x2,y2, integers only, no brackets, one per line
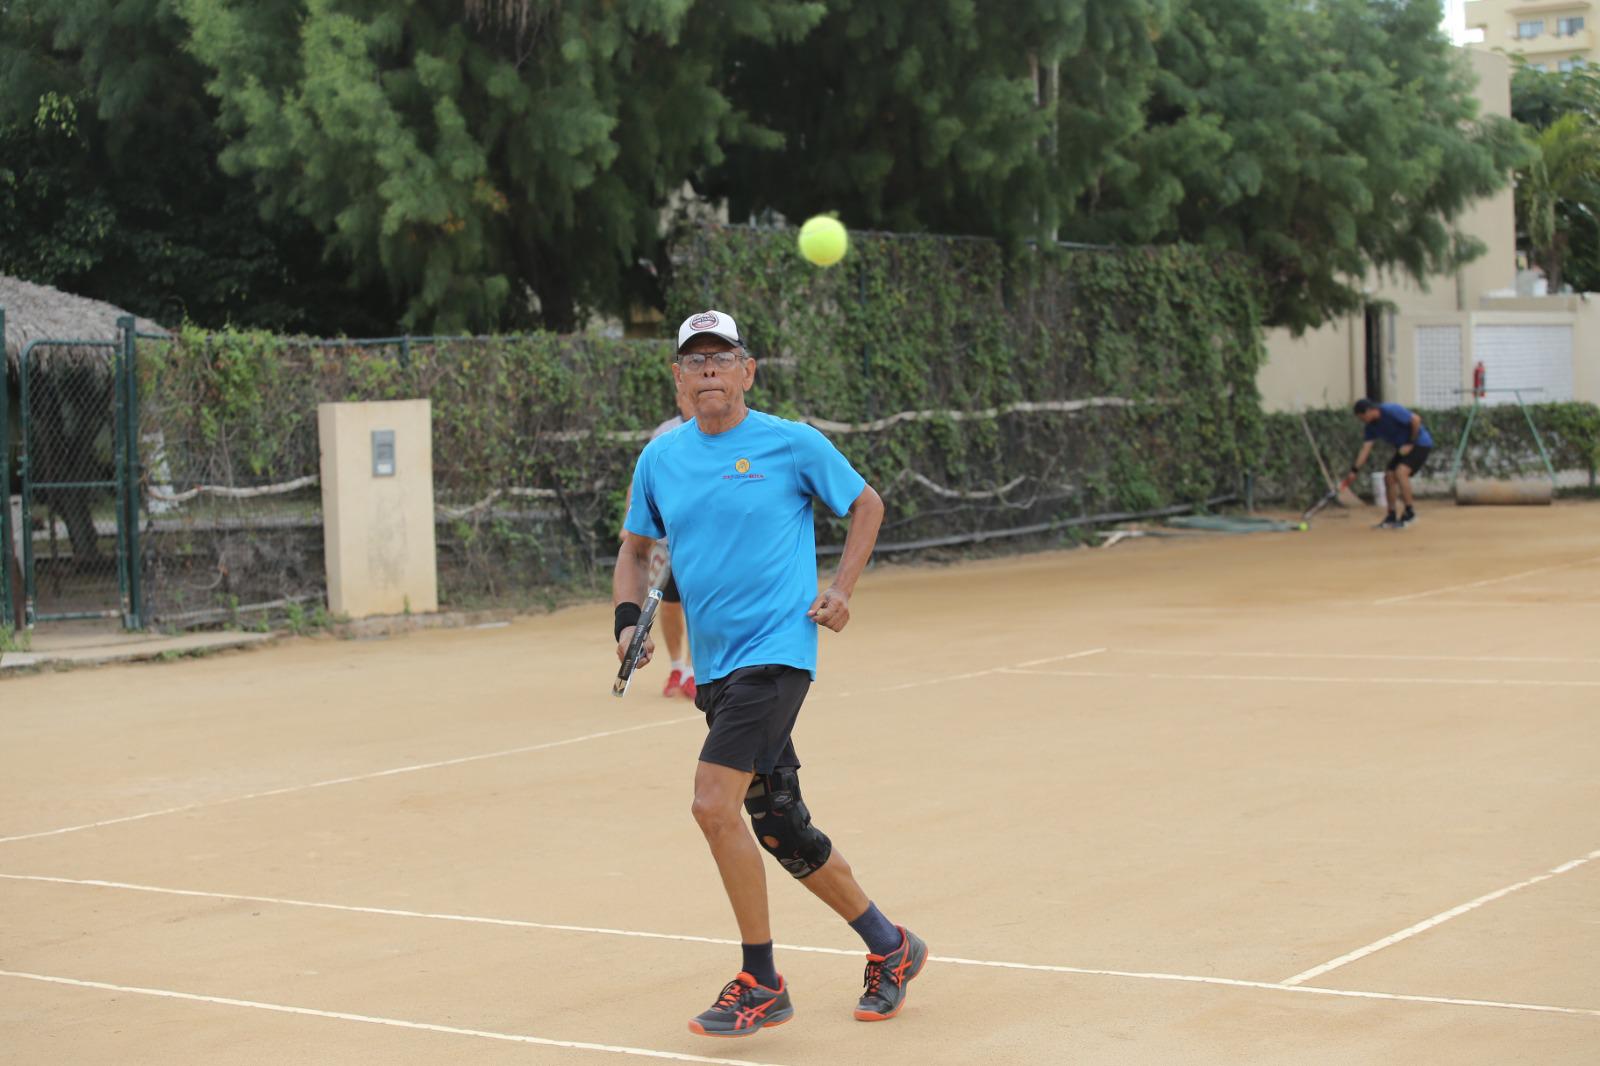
1453,478,1554,506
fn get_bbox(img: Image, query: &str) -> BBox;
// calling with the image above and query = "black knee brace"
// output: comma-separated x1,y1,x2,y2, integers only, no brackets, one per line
744,768,832,879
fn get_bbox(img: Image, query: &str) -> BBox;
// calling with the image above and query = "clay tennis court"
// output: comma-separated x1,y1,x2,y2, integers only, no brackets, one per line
3,502,1597,1064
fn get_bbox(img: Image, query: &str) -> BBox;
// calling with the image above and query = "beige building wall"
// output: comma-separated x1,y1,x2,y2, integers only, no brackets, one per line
1258,320,1358,411
1456,49,1519,302
1466,0,1597,70
318,400,439,619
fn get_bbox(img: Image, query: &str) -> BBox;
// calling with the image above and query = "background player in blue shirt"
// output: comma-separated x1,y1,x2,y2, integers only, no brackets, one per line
1349,398,1434,529
612,310,926,1038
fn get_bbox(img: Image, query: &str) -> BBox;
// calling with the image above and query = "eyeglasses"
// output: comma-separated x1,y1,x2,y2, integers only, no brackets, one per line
678,350,743,371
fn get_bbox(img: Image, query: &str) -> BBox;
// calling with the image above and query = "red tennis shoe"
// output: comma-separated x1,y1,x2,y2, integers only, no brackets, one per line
854,927,928,1021
688,972,793,1037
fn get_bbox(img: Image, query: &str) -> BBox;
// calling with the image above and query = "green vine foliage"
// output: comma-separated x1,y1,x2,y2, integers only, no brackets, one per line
134,226,1269,621
665,226,1267,545
1255,403,1600,507
137,327,673,619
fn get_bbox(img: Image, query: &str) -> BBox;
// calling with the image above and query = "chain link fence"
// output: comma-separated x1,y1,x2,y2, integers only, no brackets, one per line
130,230,1270,629
20,341,128,623
134,332,666,626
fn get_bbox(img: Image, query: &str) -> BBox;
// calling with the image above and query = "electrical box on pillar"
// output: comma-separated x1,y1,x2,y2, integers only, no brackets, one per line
318,401,438,620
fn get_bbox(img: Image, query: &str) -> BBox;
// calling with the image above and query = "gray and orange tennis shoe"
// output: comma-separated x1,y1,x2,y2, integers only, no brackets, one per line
688,973,793,1037
854,926,929,1021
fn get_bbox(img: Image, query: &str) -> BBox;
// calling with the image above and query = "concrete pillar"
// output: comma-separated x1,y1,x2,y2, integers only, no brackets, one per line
318,400,438,619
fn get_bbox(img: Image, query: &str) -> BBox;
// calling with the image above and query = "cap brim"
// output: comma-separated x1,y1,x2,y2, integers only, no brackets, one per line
676,328,742,353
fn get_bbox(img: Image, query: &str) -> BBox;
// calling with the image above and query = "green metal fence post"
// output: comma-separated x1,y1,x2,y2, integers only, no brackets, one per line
18,341,34,627
0,306,10,629
107,327,131,628
120,316,144,627
1447,398,1480,491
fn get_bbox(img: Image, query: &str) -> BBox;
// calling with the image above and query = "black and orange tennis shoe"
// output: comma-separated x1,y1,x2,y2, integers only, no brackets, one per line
854,926,928,1021
688,972,794,1037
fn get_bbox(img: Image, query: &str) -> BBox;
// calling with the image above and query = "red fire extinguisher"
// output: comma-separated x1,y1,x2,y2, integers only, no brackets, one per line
1473,361,1486,399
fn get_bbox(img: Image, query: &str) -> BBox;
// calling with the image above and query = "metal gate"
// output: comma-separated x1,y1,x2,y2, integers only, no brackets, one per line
8,317,143,628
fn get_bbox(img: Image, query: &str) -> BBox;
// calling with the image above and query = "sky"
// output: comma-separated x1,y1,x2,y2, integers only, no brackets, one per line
1441,0,1473,45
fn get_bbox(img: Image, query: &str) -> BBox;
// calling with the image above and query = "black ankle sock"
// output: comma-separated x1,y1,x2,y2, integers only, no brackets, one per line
741,941,778,988
848,901,903,956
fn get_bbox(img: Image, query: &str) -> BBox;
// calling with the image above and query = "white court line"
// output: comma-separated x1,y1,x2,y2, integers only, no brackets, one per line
837,647,1105,696
1002,668,1600,689
1011,647,1108,669
1372,555,1600,606
1114,648,1600,666
1281,847,1600,986
0,874,814,952
1401,600,1600,609
0,717,700,847
3,645,1107,843
0,970,786,1066
4,874,1597,1020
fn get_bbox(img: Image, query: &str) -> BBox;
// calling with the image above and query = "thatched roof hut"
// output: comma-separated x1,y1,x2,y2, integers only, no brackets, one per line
2,274,168,373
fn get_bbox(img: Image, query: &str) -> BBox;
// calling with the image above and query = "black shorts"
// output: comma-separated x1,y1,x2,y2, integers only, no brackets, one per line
662,571,680,604
1387,445,1432,474
693,664,809,775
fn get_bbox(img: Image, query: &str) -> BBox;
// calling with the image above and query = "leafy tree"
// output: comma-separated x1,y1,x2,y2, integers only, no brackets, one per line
704,0,1169,242
1073,0,1529,332
1511,62,1600,293
1511,60,1600,130
1516,113,1600,292
179,0,825,333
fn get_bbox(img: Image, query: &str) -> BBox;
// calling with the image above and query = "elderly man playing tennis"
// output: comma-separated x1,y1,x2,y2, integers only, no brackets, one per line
612,309,926,1037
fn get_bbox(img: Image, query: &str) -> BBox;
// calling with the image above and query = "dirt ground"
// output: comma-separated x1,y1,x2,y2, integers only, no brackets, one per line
2,500,1597,1065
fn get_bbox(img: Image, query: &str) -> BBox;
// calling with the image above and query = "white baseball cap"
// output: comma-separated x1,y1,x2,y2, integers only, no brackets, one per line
676,309,742,353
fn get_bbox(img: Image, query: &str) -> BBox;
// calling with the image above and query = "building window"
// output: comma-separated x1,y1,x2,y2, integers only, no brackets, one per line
1557,16,1585,36
1518,19,1545,38
1529,62,1548,72
1559,57,1586,71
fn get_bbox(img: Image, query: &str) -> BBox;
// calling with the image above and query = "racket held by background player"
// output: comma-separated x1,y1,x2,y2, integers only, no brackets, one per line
1302,471,1357,522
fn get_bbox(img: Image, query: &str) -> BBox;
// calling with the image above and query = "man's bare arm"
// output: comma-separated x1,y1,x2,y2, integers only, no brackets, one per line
808,485,884,633
614,531,656,665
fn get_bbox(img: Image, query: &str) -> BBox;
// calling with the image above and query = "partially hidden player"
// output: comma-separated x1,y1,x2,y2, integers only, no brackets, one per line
612,309,927,1037
1349,398,1433,529
633,383,698,699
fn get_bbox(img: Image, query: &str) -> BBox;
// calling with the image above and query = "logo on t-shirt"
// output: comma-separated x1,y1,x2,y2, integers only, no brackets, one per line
723,456,764,481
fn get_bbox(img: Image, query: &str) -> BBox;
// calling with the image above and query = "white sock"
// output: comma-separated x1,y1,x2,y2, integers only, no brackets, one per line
671,659,687,672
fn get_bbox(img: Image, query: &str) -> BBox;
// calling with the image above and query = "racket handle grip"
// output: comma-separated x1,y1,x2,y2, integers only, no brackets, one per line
612,586,664,697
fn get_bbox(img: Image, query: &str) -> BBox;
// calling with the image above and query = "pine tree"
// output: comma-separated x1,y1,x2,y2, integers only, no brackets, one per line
0,0,397,331
704,0,1167,242
179,0,825,332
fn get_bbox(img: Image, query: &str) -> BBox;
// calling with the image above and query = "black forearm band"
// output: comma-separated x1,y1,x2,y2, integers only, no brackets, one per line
614,602,642,641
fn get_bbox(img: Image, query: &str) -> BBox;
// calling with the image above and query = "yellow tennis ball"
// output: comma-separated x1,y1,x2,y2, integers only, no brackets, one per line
798,216,848,267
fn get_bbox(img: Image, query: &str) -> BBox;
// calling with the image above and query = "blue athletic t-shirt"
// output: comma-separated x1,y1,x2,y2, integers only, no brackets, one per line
1363,402,1434,448
624,409,867,684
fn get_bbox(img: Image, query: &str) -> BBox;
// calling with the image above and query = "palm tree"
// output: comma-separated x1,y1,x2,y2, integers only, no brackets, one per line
1516,113,1600,293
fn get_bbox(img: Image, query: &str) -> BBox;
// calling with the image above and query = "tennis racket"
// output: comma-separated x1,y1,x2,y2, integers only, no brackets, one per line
1302,471,1357,522
612,558,670,698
